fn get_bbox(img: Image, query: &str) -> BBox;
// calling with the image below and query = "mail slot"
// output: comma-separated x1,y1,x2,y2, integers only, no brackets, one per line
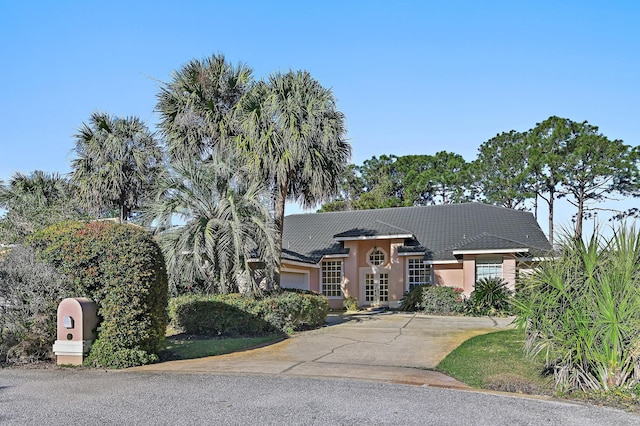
52,298,99,365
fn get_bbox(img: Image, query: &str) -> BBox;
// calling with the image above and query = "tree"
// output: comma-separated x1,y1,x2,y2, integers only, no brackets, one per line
472,131,534,210
142,154,278,295
557,120,639,239
0,171,82,243
156,53,253,161
396,152,471,205
527,116,571,246
70,112,162,222
237,70,351,281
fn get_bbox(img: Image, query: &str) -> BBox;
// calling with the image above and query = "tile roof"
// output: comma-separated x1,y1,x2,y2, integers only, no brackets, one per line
282,203,551,264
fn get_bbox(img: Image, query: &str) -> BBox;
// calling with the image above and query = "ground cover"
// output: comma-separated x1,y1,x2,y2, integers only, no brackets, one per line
436,328,640,413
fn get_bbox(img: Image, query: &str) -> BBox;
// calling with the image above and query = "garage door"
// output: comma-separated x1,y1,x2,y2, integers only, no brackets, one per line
280,271,309,290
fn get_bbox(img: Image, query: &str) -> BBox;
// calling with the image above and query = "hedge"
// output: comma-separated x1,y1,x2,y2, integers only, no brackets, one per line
29,220,168,368
169,291,329,336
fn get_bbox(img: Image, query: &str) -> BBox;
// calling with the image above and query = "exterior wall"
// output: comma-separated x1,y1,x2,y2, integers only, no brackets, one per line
462,256,476,295
388,241,405,308
433,263,464,289
502,256,517,291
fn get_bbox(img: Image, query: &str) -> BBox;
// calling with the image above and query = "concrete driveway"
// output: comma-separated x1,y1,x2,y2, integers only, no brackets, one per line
131,311,514,387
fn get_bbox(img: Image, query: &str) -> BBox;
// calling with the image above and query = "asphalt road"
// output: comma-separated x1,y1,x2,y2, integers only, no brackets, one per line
1,369,638,425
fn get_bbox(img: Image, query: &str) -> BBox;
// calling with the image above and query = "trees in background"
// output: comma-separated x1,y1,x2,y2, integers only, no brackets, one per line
70,112,162,222
0,171,83,243
472,130,533,210
319,116,639,245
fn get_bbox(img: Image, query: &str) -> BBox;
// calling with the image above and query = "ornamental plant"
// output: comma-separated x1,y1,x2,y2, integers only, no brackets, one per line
421,286,465,314
29,220,168,368
513,227,640,392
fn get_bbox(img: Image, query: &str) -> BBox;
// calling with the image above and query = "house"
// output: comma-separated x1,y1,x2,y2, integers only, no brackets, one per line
279,203,551,309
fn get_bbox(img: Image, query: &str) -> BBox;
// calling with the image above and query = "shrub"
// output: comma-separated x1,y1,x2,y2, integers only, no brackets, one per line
169,291,328,336
513,227,640,392
29,221,168,368
421,286,465,315
399,285,428,312
0,246,71,363
343,295,358,311
467,277,513,316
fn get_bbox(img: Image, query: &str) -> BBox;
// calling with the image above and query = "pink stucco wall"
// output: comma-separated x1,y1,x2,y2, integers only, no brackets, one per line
433,263,464,288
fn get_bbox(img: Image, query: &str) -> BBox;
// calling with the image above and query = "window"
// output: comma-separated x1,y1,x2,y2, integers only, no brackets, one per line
321,260,343,298
476,258,503,280
368,248,386,266
407,258,431,289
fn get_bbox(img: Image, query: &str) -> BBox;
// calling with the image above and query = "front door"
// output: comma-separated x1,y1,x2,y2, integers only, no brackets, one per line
364,272,389,306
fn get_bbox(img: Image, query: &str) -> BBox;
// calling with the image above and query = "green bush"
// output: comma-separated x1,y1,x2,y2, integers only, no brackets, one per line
399,285,428,312
29,221,168,368
343,295,358,311
0,246,71,363
169,291,328,336
467,277,513,316
421,286,465,314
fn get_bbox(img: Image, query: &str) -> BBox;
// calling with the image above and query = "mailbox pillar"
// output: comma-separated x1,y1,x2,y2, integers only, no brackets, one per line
52,297,99,365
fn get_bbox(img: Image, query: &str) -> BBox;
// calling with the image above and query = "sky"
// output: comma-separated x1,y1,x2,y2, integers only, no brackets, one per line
1,0,638,237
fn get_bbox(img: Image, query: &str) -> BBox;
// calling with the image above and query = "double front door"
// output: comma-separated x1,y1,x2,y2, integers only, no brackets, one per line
363,272,389,306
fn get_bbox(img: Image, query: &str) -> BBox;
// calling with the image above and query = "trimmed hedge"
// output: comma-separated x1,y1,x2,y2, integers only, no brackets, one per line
29,221,168,368
169,291,329,336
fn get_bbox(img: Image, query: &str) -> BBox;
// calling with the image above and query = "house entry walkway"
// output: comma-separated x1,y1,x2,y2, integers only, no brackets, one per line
130,312,514,387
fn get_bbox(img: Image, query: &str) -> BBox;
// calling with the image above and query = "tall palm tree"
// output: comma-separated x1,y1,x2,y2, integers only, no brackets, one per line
143,153,277,294
70,112,162,222
237,70,351,279
156,54,253,161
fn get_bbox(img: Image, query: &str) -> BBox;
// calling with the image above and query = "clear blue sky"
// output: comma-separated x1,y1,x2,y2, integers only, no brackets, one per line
1,1,638,233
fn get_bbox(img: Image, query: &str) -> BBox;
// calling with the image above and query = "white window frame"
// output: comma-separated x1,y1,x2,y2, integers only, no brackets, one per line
367,247,387,267
406,257,432,290
475,258,503,281
321,260,344,298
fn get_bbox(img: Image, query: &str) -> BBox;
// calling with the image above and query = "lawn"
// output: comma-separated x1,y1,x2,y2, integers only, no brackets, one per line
160,334,282,361
436,328,554,395
436,328,640,413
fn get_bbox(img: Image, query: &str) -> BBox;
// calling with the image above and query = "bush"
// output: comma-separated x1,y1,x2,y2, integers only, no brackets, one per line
343,295,358,311
169,291,328,336
29,221,168,368
467,277,513,316
399,285,428,312
0,246,71,363
421,286,465,315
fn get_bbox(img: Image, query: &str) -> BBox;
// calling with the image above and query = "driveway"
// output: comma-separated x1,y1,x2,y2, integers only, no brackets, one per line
131,312,513,387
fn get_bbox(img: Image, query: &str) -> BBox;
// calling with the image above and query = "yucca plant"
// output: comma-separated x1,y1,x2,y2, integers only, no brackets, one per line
469,277,512,315
513,226,640,392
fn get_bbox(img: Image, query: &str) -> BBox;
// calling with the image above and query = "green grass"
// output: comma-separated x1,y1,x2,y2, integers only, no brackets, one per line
436,329,554,395
436,328,640,412
161,334,282,361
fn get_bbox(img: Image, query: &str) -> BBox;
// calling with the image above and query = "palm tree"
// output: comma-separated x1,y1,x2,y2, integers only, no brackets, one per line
143,153,277,294
156,54,253,161
237,70,351,279
70,112,162,222
0,171,81,242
